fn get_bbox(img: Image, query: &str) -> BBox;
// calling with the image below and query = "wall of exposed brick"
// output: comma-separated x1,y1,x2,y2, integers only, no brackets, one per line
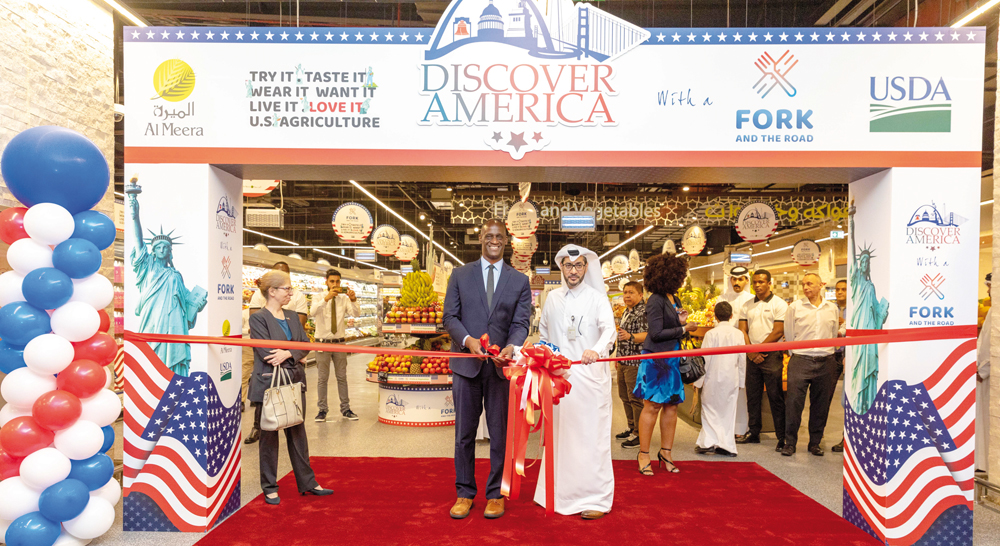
0,0,115,407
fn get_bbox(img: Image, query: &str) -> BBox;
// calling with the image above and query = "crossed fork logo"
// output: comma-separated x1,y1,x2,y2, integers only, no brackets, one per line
221,256,232,279
919,273,945,301
753,50,798,99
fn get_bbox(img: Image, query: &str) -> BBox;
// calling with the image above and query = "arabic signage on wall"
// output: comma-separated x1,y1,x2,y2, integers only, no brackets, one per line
123,14,984,168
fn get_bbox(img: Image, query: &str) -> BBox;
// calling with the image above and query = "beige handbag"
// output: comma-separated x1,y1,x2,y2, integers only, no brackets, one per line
260,366,304,431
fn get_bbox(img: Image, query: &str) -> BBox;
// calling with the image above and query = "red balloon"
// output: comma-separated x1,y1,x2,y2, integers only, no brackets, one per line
0,416,54,457
0,446,24,479
72,333,117,365
56,359,106,399
97,310,111,333
0,207,29,245
32,389,82,431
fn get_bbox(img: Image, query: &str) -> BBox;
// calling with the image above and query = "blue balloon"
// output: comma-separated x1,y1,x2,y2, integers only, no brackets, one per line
0,340,26,374
38,479,90,523
4,511,60,546
72,211,116,251
68,453,113,491
0,126,109,215
52,238,101,279
0,302,50,346
100,425,115,453
21,268,73,310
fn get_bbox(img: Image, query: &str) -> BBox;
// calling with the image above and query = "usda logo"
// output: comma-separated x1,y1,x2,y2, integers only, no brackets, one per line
220,361,233,381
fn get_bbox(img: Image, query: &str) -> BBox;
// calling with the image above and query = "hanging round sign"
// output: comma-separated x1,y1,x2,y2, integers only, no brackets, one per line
511,234,538,255
371,224,401,256
601,261,613,278
663,240,676,255
505,200,539,239
792,239,822,266
628,249,641,271
735,202,779,243
395,234,419,261
682,225,706,256
243,179,279,198
611,254,630,275
332,202,374,243
618,278,629,291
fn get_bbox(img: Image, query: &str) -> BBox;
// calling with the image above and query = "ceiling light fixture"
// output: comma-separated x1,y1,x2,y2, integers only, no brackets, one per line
474,227,480,233
313,248,388,270
244,228,299,246
446,187,453,192
349,180,464,264
419,214,426,220
599,225,654,259
99,0,148,26
952,0,1000,27
682,186,690,192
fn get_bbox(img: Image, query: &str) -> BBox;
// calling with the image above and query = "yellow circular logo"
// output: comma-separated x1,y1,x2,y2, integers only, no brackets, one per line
222,320,231,336
151,59,195,102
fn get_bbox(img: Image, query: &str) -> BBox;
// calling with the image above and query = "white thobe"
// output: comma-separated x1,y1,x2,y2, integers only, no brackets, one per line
695,323,746,454
721,290,753,434
976,310,991,472
534,283,617,515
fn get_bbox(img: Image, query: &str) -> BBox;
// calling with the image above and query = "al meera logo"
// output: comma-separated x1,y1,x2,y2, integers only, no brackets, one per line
151,59,195,102
869,76,951,133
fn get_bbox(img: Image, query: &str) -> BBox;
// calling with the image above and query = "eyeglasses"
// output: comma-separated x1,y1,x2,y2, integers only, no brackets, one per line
562,262,587,272
274,286,292,292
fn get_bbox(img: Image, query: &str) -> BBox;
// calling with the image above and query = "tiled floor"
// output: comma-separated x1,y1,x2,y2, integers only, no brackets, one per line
102,350,1000,546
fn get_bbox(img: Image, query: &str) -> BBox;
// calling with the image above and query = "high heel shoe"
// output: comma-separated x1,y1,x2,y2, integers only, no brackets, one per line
658,448,679,473
302,487,334,496
637,451,654,476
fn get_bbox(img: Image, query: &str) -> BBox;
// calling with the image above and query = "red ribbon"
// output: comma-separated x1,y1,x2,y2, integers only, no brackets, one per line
480,335,572,517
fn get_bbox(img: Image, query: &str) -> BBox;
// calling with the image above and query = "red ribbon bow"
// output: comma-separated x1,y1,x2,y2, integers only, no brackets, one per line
480,335,571,516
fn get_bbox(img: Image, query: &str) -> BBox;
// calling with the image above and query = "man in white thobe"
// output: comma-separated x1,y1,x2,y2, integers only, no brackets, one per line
695,301,746,457
534,244,617,520
722,266,754,435
976,273,991,472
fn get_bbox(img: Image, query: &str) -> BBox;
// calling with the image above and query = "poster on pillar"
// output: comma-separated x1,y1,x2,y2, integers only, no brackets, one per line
123,163,244,532
843,167,978,546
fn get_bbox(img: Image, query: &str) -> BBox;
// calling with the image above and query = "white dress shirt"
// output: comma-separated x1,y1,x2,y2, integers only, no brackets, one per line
783,297,840,356
310,291,361,340
481,256,502,293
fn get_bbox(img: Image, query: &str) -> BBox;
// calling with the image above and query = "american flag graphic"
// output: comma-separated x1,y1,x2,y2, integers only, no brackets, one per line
842,339,976,545
113,343,125,392
123,340,242,532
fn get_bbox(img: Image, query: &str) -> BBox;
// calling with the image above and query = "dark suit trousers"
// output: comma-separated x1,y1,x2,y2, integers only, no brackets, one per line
259,392,319,495
746,351,786,438
784,354,838,448
453,361,509,500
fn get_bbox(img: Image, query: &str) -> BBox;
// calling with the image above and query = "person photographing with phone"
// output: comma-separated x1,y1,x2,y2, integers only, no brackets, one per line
309,269,360,422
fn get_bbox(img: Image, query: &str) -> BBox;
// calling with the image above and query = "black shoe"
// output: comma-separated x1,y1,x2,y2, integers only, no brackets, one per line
736,433,760,444
775,441,786,452
315,411,328,422
264,494,280,505
615,429,633,440
302,487,334,496
244,428,260,445
342,410,359,421
831,440,844,453
621,437,640,449
781,445,796,456
694,446,715,455
808,445,824,457
715,447,738,457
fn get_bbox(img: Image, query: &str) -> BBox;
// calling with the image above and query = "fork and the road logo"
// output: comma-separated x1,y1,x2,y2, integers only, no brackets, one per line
221,256,232,279
919,273,945,300
753,50,798,98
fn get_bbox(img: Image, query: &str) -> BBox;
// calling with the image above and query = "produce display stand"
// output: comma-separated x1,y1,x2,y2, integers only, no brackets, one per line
368,325,455,427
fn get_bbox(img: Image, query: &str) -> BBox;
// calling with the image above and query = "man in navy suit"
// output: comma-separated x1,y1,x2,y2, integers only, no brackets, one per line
444,219,532,520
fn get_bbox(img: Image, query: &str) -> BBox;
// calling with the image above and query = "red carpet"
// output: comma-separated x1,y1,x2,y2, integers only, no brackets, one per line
196,457,880,546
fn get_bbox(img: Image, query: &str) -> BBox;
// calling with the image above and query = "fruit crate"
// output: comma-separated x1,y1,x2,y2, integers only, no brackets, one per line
365,371,452,385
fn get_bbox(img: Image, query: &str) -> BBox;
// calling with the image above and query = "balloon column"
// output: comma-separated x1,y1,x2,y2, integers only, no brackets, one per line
0,127,120,546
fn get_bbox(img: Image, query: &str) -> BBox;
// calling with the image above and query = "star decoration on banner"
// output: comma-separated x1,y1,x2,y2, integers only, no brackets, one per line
340,32,349,41
484,128,550,160
415,32,425,41
206,31,215,40
370,31,380,41
385,32,394,41
656,33,665,42
280,32,289,40
355,31,365,41
295,31,304,40
221,31,230,40
508,132,527,151
266,31,274,40
400,32,410,41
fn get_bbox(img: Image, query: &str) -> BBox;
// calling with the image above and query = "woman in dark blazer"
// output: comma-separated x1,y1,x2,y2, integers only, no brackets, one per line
249,270,333,505
633,253,699,476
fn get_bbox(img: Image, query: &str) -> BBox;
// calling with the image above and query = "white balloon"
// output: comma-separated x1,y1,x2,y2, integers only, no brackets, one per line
78,389,120,428
68,275,113,310
23,333,75,375
7,238,54,275
24,203,75,246
53,420,103,461
0,477,41,521
19,447,72,491
53,531,92,546
0,402,31,427
50,302,99,342
0,270,26,306
0,367,58,409
90,477,121,506
62,498,114,540
103,368,112,389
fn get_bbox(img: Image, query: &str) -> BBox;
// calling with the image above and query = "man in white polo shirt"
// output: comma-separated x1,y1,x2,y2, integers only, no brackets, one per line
781,272,840,457
737,269,788,451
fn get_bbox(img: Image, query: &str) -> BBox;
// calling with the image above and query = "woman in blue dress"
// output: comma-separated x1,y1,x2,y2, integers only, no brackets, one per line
634,253,699,476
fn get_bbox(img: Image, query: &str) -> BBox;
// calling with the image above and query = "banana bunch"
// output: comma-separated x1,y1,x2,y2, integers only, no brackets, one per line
399,270,438,307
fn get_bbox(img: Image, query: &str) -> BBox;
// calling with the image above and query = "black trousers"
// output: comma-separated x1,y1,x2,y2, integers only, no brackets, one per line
452,361,509,500
259,392,319,495
746,351,785,438
784,354,838,448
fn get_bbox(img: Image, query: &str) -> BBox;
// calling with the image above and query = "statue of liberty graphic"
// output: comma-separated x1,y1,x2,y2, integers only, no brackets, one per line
848,200,889,414
128,177,208,377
